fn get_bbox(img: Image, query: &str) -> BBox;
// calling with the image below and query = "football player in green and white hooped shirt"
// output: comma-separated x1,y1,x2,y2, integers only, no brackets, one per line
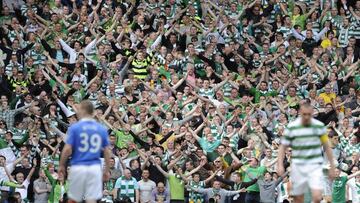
277,103,336,203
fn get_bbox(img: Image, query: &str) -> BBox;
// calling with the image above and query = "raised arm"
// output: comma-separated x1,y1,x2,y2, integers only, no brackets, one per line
348,170,360,180
304,3,319,19
188,127,201,142
12,155,25,167
274,170,290,186
34,14,49,26
314,27,329,42
4,165,16,182
185,159,206,177
279,3,289,15
171,72,188,90
56,98,75,118
59,38,77,63
204,170,218,184
26,159,37,182
213,76,230,92
153,159,169,178
167,153,183,170
291,28,305,41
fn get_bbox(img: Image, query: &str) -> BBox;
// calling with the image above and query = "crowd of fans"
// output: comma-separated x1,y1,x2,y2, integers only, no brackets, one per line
0,0,359,202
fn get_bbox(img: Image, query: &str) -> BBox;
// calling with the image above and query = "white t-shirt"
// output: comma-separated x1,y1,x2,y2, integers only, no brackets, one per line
16,179,30,200
260,157,276,172
71,74,87,86
138,179,156,203
347,178,359,203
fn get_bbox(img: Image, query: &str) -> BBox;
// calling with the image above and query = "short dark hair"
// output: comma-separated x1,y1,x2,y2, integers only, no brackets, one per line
192,172,200,177
130,159,138,167
222,137,230,141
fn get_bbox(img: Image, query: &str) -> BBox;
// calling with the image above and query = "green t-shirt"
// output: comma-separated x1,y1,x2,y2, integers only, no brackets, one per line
292,14,307,29
332,176,348,203
0,16,11,26
250,88,278,103
206,152,233,164
223,97,242,107
158,67,171,80
168,175,185,200
206,152,219,162
128,149,138,158
242,165,267,192
114,130,134,149
199,138,221,153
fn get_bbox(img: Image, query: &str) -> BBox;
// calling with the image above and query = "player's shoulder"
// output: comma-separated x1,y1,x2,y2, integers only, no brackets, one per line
286,117,325,129
83,119,107,130
68,121,82,131
98,122,109,133
69,119,106,130
90,120,109,135
286,117,302,129
310,118,325,128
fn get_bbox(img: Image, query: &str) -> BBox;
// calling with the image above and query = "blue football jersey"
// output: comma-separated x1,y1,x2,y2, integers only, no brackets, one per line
65,118,109,166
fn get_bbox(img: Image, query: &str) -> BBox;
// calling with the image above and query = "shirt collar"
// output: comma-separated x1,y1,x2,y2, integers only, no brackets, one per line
80,117,95,122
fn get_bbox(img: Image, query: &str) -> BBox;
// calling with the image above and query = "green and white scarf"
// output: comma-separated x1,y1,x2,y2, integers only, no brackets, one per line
118,176,136,202
189,180,205,202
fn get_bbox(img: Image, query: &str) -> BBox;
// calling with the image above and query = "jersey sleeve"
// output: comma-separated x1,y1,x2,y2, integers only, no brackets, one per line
281,127,291,146
65,126,76,146
318,125,327,136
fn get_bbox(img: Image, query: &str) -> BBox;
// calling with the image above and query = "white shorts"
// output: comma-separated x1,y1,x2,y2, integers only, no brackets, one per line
68,164,103,202
290,163,324,196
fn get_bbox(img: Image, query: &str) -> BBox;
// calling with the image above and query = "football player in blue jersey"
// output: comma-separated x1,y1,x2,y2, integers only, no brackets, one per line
59,100,111,203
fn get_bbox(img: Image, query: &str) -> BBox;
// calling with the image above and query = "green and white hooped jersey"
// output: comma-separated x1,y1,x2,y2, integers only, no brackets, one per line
198,88,215,99
210,123,224,139
228,133,240,150
282,117,327,164
11,128,26,142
